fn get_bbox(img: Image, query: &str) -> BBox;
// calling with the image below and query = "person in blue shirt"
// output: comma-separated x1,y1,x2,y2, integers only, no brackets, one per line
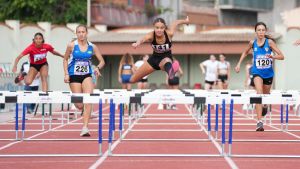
63,25,105,137
235,22,285,131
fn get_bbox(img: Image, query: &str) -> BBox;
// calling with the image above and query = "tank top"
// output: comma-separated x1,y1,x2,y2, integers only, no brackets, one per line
122,64,132,70
68,40,93,76
251,38,274,78
151,31,172,55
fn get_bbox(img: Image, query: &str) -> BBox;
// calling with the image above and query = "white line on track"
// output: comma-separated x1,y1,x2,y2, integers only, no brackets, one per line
88,104,151,169
185,104,239,169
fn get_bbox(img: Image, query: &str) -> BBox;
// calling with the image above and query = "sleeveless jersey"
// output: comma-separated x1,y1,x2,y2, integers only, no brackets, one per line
251,38,274,78
151,31,172,55
68,40,93,76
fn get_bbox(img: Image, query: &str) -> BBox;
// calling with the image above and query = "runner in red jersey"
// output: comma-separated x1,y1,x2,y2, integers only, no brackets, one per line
12,32,64,91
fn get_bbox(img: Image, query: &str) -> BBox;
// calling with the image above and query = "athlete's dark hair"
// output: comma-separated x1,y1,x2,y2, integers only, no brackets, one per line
33,32,44,43
153,18,167,29
254,22,275,42
76,24,88,33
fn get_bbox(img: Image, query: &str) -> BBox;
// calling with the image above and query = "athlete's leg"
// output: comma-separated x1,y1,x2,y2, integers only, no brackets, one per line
130,62,155,83
253,76,264,121
81,77,94,128
24,67,38,87
39,64,49,92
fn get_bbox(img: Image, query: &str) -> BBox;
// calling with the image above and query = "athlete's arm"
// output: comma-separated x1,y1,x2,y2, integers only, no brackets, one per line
167,16,189,38
235,41,253,73
118,64,122,83
268,39,284,60
51,50,64,58
63,43,73,83
132,32,153,49
93,45,105,77
12,53,26,73
199,62,206,75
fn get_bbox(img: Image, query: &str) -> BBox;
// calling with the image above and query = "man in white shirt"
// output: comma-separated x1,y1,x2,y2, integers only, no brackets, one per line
200,55,219,90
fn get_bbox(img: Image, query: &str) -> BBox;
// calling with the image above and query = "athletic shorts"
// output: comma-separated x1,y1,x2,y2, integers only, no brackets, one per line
121,74,132,83
139,78,148,83
69,74,92,83
217,75,228,83
147,53,173,70
205,80,215,86
253,74,273,85
30,62,48,72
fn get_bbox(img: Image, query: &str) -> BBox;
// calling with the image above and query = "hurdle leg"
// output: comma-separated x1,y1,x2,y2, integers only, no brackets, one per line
215,104,219,140
15,103,19,140
49,104,52,130
207,104,211,140
98,99,103,156
128,103,132,128
21,104,26,140
42,104,45,130
286,104,289,131
61,104,64,125
280,104,284,130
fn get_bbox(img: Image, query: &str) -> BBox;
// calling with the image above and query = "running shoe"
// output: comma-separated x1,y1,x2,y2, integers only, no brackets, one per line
80,127,90,137
14,72,27,84
256,121,264,131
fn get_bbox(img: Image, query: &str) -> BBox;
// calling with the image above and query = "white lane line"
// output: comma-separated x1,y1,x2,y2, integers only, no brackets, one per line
88,104,151,169
185,104,239,169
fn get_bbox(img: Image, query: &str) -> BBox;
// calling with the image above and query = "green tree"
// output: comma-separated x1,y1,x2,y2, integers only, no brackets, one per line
0,0,87,24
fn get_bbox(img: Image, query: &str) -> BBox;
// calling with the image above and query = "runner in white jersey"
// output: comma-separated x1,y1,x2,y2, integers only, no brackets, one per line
200,55,219,90
217,54,230,89
135,54,149,89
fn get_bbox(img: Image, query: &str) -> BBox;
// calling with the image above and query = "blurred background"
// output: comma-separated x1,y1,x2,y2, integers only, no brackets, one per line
0,0,300,91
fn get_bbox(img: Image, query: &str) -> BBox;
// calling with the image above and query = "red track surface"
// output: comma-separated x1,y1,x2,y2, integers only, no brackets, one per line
0,104,300,169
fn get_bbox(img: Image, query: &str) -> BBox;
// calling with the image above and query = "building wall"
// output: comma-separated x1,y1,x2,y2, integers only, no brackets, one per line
275,29,300,90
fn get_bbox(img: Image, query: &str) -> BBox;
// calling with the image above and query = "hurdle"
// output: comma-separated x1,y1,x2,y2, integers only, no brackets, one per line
1,89,300,158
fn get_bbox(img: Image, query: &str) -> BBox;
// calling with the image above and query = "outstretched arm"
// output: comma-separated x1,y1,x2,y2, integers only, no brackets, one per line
132,32,153,49
51,50,64,58
235,41,253,73
12,53,26,73
167,16,189,38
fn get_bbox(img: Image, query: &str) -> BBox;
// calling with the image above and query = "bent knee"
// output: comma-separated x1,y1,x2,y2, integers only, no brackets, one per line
74,103,83,110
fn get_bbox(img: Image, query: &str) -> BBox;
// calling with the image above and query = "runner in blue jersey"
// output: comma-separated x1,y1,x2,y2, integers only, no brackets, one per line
235,22,285,131
63,25,105,136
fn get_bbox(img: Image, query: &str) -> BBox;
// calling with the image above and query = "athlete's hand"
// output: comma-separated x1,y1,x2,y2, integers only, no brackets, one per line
118,77,122,83
265,54,274,59
185,16,189,25
94,68,101,77
235,65,240,73
64,74,70,83
12,66,17,73
132,43,139,49
294,39,300,46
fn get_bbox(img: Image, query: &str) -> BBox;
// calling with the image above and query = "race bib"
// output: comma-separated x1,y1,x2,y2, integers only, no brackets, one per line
33,53,47,62
255,55,272,69
74,61,90,75
152,44,170,53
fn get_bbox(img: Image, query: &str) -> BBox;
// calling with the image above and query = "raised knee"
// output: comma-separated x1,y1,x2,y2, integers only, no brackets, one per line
74,103,83,110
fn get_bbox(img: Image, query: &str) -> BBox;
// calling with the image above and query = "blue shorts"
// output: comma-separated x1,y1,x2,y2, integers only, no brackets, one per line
121,74,131,83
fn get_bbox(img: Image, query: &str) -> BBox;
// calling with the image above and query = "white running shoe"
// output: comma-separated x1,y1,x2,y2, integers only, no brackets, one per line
80,127,90,137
